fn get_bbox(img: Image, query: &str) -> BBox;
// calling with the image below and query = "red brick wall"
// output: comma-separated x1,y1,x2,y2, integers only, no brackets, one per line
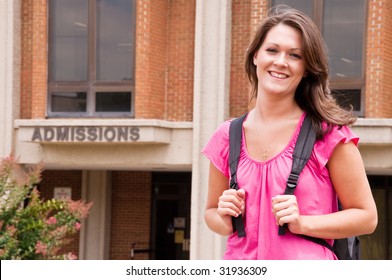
230,0,252,118
366,0,392,118
135,0,167,119
110,171,152,260
20,0,47,119
135,0,195,121
165,0,195,121
39,170,83,258
230,0,268,118
383,1,392,117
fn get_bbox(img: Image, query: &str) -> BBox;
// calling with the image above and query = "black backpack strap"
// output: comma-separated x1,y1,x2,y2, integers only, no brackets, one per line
228,113,248,238
278,114,316,235
301,235,334,252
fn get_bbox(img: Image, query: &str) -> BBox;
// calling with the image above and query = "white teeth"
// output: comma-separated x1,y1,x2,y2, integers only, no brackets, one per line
270,71,288,79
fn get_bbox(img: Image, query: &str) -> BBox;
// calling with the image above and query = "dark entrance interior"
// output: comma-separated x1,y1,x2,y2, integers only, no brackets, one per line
363,175,392,259
151,172,191,260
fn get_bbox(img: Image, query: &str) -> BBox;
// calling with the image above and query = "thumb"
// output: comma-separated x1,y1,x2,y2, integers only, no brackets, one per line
237,188,246,198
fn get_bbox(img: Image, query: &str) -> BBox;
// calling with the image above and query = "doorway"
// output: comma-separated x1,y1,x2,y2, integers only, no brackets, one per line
361,175,392,259
151,172,191,260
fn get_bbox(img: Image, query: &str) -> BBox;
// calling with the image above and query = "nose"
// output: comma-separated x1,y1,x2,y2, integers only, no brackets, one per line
274,53,288,67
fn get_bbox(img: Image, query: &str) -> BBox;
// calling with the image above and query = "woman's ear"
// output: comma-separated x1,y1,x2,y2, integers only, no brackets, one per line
253,52,258,65
303,71,308,78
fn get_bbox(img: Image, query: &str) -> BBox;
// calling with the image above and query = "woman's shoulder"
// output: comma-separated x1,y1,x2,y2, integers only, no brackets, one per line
321,123,359,145
202,119,233,177
313,123,359,168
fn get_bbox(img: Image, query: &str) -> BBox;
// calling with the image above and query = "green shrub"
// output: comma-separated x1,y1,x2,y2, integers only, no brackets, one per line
0,156,92,259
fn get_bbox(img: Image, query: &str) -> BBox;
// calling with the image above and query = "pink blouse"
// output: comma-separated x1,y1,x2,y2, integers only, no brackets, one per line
202,113,359,260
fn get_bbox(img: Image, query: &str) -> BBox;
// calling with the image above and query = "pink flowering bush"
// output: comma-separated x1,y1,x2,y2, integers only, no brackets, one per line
0,156,92,260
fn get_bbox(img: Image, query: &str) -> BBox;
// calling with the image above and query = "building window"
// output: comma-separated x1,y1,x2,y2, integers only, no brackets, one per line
48,0,135,117
271,0,366,116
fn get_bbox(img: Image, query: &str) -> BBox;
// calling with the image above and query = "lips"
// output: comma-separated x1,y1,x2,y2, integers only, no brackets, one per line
269,71,289,79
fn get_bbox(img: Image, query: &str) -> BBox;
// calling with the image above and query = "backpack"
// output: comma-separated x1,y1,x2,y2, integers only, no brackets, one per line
228,112,360,260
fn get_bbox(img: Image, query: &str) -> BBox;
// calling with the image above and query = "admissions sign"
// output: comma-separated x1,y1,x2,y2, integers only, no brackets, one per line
31,126,140,143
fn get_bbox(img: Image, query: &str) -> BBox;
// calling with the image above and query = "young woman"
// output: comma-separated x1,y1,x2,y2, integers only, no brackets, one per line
203,5,377,259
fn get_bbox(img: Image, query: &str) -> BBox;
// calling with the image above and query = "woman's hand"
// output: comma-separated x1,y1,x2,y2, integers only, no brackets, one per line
205,163,246,236
271,194,303,234
217,188,246,218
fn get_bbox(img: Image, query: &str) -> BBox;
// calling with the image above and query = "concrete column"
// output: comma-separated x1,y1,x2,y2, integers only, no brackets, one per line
0,0,21,158
79,170,112,260
191,0,232,259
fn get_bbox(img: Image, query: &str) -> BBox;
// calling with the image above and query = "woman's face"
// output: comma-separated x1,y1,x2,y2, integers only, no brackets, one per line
253,23,306,98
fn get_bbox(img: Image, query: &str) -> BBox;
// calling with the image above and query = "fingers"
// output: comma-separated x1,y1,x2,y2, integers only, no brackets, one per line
217,189,245,218
237,188,246,199
271,195,300,227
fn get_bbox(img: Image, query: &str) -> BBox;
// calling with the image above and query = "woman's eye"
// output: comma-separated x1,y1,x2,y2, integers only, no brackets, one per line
266,48,278,53
290,53,302,59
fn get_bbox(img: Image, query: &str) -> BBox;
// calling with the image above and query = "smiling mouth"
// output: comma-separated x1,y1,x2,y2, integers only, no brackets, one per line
269,71,289,79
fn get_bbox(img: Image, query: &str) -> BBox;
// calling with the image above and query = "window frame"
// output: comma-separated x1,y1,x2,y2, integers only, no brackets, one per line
47,0,136,118
269,0,368,116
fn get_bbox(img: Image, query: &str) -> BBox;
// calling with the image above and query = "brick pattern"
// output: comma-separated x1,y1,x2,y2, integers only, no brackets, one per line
110,171,152,260
165,0,195,121
249,0,268,35
383,1,392,118
20,0,47,119
230,0,268,118
39,170,83,258
230,0,252,118
135,0,195,121
135,0,167,119
366,0,384,117
366,0,392,118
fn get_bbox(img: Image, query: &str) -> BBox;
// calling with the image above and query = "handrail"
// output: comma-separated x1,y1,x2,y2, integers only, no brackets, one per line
130,242,152,259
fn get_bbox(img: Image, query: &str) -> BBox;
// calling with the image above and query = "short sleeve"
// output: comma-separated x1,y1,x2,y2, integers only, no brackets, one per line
201,121,231,178
313,125,359,168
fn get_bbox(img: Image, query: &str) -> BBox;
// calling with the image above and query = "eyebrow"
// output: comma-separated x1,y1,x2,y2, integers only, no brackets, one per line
264,43,302,52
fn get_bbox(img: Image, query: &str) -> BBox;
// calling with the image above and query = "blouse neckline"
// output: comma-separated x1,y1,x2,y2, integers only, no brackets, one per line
241,112,306,165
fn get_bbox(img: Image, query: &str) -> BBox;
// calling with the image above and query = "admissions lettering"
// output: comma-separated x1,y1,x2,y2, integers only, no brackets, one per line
31,126,140,143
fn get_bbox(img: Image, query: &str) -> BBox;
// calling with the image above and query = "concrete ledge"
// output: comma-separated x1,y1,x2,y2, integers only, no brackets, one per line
14,119,193,145
13,119,194,170
353,118,392,145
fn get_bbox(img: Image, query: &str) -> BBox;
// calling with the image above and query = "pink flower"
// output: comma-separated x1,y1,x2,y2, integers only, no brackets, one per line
67,200,92,219
74,222,81,231
46,216,57,225
35,241,48,256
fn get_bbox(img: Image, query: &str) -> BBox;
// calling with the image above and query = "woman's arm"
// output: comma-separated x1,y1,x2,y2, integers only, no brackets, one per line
272,141,378,239
204,162,245,236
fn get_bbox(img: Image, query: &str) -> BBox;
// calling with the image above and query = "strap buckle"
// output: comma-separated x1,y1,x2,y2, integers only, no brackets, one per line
287,173,299,189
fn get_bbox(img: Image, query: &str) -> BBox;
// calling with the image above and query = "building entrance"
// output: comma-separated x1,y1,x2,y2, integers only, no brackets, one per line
151,172,191,260
362,175,392,259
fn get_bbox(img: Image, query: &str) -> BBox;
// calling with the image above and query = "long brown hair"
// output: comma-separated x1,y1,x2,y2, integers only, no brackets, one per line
245,5,356,139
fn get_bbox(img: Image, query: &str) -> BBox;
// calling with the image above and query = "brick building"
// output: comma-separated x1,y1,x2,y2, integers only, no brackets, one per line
0,0,391,259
